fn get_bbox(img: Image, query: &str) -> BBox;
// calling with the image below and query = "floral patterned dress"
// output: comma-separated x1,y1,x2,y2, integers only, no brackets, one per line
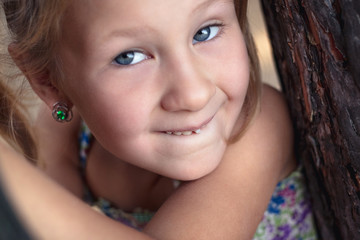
79,123,318,239
253,168,318,239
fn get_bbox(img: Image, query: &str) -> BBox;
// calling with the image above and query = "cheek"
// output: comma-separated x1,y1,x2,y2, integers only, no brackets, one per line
216,37,250,101
60,58,159,142
77,96,150,156
231,57,250,100
204,23,249,81
83,93,147,131
66,78,150,138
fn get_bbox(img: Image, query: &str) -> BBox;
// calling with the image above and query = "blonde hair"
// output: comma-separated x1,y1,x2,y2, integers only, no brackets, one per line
0,80,37,161
1,0,260,145
2,0,69,83
0,0,70,161
232,0,262,141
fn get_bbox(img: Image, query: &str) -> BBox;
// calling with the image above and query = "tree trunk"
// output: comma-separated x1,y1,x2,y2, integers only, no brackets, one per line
260,0,360,239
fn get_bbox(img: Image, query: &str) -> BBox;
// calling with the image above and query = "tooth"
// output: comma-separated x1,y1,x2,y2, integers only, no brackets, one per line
182,131,192,136
166,129,201,136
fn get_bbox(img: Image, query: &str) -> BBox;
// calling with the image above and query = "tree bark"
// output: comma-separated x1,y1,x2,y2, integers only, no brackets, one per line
260,0,360,239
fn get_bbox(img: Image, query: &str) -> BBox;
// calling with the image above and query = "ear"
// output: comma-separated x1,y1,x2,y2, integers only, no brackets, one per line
8,43,73,110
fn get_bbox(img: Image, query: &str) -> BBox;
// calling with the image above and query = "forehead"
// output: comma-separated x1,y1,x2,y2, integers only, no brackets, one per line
62,0,234,47
65,0,233,28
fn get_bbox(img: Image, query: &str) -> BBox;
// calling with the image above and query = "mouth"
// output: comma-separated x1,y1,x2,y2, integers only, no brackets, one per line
161,116,214,136
165,128,202,136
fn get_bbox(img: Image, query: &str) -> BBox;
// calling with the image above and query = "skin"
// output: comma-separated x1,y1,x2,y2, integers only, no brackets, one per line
57,0,250,181
13,0,297,238
0,84,295,239
0,138,153,240
2,84,296,240
35,0,250,211
145,85,297,239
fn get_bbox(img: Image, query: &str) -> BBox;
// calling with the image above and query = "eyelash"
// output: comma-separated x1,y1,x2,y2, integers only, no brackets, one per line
112,50,150,66
193,23,225,45
112,22,226,67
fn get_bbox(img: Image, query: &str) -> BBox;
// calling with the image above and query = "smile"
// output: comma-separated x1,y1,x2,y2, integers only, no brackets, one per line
162,115,214,136
165,129,201,136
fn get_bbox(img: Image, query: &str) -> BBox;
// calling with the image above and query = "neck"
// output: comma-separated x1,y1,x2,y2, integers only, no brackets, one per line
85,140,176,211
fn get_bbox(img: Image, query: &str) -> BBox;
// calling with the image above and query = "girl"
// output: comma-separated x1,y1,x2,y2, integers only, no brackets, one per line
1,0,318,239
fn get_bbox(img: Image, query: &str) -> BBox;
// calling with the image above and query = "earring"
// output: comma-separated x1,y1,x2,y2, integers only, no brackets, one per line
52,102,73,123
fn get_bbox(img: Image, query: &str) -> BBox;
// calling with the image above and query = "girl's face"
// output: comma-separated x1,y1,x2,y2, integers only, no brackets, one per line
59,0,249,180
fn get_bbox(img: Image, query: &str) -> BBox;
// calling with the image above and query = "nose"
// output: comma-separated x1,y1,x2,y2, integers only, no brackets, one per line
160,54,216,112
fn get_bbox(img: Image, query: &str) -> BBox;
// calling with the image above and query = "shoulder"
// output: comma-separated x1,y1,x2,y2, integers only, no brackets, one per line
227,83,296,181
257,84,294,144
258,84,297,179
259,84,294,162
260,84,292,128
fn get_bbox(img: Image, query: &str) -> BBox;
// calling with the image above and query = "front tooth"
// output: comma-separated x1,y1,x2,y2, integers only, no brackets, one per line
182,131,192,136
166,132,173,135
194,129,201,134
174,132,182,136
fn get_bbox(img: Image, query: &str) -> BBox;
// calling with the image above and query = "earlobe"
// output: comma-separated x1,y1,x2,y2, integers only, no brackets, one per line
8,43,72,110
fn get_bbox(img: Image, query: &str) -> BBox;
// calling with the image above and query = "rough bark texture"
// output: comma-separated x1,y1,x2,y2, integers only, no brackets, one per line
260,0,360,239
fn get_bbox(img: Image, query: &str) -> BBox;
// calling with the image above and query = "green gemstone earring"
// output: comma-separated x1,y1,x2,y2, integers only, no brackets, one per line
52,102,73,123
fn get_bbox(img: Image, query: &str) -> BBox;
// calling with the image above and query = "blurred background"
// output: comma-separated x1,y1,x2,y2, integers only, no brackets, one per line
248,0,280,90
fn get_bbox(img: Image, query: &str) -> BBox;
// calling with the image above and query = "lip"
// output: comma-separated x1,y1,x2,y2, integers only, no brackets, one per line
160,115,214,134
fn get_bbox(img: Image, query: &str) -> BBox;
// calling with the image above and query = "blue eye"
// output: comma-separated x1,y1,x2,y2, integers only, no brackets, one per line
113,51,148,65
193,25,221,44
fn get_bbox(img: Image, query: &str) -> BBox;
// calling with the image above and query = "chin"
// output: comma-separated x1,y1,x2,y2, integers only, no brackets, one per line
169,147,226,181
171,158,221,181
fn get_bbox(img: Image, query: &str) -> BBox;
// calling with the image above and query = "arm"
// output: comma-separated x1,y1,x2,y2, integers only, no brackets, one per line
0,138,153,240
33,84,294,239
144,84,296,239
